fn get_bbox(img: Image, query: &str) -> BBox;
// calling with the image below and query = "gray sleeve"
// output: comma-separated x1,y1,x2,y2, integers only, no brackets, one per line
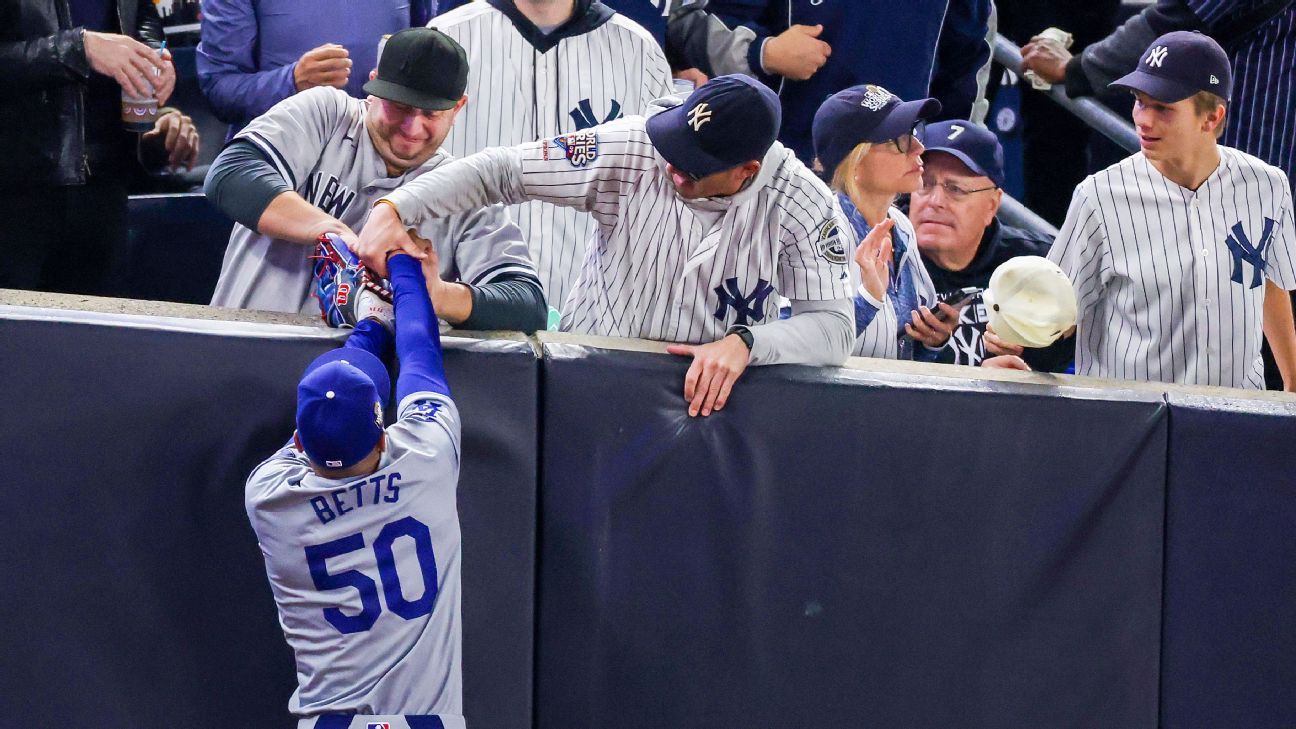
203,139,293,229
461,274,548,333
445,203,539,287
746,297,854,367
666,0,758,76
1068,2,1200,97
384,145,530,228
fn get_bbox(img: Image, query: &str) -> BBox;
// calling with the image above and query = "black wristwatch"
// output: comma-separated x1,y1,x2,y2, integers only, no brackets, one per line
728,325,754,351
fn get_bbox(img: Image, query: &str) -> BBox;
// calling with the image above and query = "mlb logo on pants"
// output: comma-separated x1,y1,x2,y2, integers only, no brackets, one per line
366,723,390,729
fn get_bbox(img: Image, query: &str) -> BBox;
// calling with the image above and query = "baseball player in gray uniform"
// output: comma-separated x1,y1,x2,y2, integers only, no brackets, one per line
430,0,674,322
205,28,546,333
246,252,465,728
358,74,854,417
1045,31,1296,389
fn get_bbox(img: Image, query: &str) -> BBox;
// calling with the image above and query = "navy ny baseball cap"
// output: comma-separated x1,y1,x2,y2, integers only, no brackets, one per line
813,85,941,176
296,348,392,470
921,120,1005,187
646,74,782,179
364,27,468,110
1110,31,1232,103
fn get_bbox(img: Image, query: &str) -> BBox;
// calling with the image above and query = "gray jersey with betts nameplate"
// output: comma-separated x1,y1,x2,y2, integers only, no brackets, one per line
210,86,536,315
246,392,463,721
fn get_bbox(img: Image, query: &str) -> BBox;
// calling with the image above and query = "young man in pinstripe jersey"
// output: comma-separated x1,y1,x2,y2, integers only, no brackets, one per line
1041,32,1296,389
357,74,855,417
430,0,674,323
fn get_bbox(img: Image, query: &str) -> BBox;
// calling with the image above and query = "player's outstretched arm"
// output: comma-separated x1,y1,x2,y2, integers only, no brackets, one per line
389,253,450,401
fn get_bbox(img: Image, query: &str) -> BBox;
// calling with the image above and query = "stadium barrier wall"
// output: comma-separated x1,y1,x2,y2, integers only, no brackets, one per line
2,301,1295,729
0,307,537,729
536,340,1166,729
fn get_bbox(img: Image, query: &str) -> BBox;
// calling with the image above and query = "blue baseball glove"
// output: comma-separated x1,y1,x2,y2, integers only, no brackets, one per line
311,233,394,330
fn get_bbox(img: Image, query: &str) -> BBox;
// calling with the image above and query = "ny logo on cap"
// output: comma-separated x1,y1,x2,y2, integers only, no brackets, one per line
1147,46,1169,68
688,103,713,131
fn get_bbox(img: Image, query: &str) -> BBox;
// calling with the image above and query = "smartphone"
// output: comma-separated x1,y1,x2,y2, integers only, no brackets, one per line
929,286,981,321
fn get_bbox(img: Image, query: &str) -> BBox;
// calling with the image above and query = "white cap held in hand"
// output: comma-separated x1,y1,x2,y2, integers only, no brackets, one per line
983,256,1077,348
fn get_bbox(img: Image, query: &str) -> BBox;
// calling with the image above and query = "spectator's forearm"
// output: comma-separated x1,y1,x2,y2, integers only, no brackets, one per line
461,276,548,333
747,298,854,366
204,139,293,228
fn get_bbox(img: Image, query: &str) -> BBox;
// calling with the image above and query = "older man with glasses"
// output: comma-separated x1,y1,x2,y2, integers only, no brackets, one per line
909,120,1075,371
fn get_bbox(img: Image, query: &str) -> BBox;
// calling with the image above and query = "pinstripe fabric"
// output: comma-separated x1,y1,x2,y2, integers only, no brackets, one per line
512,118,853,343
1048,146,1296,388
431,3,673,311
1220,7,1296,188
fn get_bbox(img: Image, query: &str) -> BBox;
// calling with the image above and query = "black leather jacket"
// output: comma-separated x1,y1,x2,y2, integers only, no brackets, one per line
0,0,164,187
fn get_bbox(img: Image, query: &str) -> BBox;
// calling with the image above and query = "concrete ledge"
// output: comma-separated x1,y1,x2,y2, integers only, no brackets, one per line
5,289,1293,408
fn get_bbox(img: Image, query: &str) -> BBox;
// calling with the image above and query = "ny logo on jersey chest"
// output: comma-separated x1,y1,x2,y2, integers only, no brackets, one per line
1223,217,1276,289
714,277,775,325
570,98,623,130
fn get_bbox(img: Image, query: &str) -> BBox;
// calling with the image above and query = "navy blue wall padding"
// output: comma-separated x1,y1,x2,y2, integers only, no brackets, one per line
537,345,1167,729
0,318,536,729
123,193,233,304
1161,394,1296,729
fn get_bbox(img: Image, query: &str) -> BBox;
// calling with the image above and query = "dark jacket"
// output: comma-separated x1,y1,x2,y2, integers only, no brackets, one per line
683,0,993,163
923,218,1076,373
0,0,163,187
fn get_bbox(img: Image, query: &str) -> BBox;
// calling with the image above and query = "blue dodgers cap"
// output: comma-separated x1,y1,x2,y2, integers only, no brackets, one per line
813,85,941,176
645,74,782,179
295,348,391,469
920,120,1006,187
1111,31,1232,103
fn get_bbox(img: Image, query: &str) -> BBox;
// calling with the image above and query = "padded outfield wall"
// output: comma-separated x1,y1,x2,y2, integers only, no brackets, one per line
1,299,1293,729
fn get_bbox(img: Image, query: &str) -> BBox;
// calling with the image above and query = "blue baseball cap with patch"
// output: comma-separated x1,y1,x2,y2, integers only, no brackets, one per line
813,84,941,177
295,348,391,470
646,74,782,179
920,120,1005,187
1110,31,1233,103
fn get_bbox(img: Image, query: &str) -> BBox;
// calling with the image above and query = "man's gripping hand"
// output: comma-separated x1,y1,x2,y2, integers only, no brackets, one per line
357,201,426,277
666,334,752,417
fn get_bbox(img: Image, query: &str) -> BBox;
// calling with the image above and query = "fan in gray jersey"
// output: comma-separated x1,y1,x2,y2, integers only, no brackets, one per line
246,253,465,728
205,28,546,333
1034,31,1296,389
431,0,674,322
357,74,854,417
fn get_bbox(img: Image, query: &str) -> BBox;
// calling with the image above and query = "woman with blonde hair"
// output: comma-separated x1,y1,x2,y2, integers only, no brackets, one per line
812,85,963,359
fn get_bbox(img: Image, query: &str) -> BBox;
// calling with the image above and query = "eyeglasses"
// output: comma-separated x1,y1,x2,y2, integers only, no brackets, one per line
880,122,926,155
913,177,998,201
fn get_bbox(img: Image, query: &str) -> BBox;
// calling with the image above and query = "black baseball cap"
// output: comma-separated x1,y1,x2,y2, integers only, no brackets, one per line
645,74,782,179
920,120,1006,187
813,85,941,176
1110,31,1233,103
363,27,468,111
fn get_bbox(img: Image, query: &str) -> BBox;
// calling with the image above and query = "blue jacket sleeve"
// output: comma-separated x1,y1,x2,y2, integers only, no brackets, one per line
196,0,298,128
389,254,450,400
929,0,992,121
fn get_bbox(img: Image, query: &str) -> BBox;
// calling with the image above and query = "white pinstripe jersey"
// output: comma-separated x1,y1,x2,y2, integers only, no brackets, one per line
430,2,673,313
210,87,536,315
383,114,854,345
1048,146,1296,388
246,392,462,720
